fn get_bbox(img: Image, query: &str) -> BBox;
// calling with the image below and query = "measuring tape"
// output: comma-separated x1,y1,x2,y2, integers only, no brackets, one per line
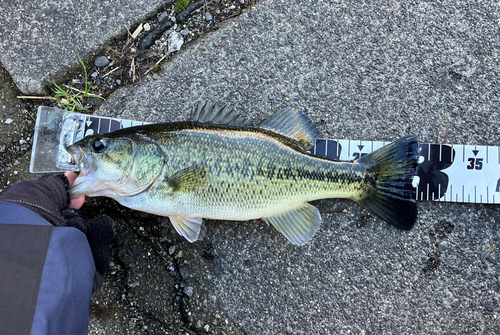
31,107,500,204
313,138,500,204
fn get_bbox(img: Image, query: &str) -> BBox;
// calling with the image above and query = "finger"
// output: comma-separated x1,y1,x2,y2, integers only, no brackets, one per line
69,196,85,210
64,171,78,186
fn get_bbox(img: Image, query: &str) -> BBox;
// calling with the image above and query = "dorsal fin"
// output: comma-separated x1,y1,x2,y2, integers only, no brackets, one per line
190,102,253,127
257,107,320,149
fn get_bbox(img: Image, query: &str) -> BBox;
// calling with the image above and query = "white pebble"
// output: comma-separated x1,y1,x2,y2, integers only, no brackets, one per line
144,23,151,31
5,118,13,124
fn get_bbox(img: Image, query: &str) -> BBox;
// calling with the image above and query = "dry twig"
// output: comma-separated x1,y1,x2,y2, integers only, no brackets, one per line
144,54,169,75
17,96,56,100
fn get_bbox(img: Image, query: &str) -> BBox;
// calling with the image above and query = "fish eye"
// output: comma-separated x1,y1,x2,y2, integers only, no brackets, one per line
91,138,107,152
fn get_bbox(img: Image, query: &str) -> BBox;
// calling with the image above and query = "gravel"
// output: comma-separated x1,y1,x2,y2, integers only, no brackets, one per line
94,56,109,68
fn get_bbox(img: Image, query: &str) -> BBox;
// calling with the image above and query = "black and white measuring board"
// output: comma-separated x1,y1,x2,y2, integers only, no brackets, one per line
31,107,500,205
313,138,500,204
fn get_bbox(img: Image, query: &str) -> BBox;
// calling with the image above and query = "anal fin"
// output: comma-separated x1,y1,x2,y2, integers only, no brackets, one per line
169,215,206,242
263,203,321,246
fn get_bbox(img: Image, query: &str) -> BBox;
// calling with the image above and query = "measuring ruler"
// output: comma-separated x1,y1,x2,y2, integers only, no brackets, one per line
313,139,500,204
31,106,500,204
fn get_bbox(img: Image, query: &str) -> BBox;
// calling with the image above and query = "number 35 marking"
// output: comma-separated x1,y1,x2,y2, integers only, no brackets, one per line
466,158,483,170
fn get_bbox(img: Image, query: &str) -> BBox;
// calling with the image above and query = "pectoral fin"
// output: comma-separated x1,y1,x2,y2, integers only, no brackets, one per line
262,203,321,246
167,166,209,193
169,215,206,242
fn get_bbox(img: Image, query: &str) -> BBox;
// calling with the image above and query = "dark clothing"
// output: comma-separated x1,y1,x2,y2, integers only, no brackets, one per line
0,203,95,335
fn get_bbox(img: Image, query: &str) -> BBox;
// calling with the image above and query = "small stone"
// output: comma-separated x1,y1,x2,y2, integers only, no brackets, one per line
167,32,184,52
5,118,13,124
204,325,210,332
13,171,18,175
109,261,115,267
170,16,176,22
19,139,25,145
158,12,168,22
169,245,176,255
228,5,235,10
175,250,183,259
116,79,121,85
128,281,140,288
94,56,109,68
181,28,189,36
205,12,213,21
144,23,151,31
184,286,194,297
180,267,189,279
240,0,245,3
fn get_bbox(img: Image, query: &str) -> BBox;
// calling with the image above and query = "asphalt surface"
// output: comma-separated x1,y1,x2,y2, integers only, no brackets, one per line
1,0,500,334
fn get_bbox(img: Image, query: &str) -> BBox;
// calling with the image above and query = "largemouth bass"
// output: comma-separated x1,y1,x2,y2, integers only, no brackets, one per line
67,102,419,245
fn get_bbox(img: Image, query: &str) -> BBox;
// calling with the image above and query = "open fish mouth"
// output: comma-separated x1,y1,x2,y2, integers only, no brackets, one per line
66,145,90,177
65,144,99,198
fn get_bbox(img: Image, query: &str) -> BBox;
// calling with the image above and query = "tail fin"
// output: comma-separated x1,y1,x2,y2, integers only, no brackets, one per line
357,135,419,230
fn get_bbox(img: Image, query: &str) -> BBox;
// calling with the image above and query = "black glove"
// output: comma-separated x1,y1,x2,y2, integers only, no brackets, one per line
0,174,71,226
61,209,114,292
0,174,114,292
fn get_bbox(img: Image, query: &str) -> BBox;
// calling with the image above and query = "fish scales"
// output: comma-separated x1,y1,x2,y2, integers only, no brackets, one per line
137,126,365,221
67,103,419,245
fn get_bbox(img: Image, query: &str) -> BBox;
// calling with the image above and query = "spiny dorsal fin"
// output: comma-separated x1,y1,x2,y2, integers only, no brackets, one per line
262,203,321,245
257,107,320,150
190,102,253,127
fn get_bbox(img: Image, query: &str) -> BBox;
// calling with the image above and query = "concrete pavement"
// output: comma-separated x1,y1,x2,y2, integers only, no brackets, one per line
1,0,499,334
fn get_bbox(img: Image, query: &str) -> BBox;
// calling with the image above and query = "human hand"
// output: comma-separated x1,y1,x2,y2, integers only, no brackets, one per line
0,172,114,292
65,171,85,209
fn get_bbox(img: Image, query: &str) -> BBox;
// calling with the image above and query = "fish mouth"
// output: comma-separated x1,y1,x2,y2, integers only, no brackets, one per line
66,145,90,177
66,144,97,198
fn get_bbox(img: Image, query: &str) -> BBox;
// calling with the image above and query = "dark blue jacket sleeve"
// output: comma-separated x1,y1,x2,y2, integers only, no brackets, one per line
0,202,95,335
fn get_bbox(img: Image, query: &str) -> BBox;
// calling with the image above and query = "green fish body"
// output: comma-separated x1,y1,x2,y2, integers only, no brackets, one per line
67,103,419,245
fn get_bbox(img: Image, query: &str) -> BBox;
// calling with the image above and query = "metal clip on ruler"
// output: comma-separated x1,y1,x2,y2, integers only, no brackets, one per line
31,106,499,204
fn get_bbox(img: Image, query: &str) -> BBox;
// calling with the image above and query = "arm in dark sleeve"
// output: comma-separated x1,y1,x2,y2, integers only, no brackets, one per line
0,203,95,335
